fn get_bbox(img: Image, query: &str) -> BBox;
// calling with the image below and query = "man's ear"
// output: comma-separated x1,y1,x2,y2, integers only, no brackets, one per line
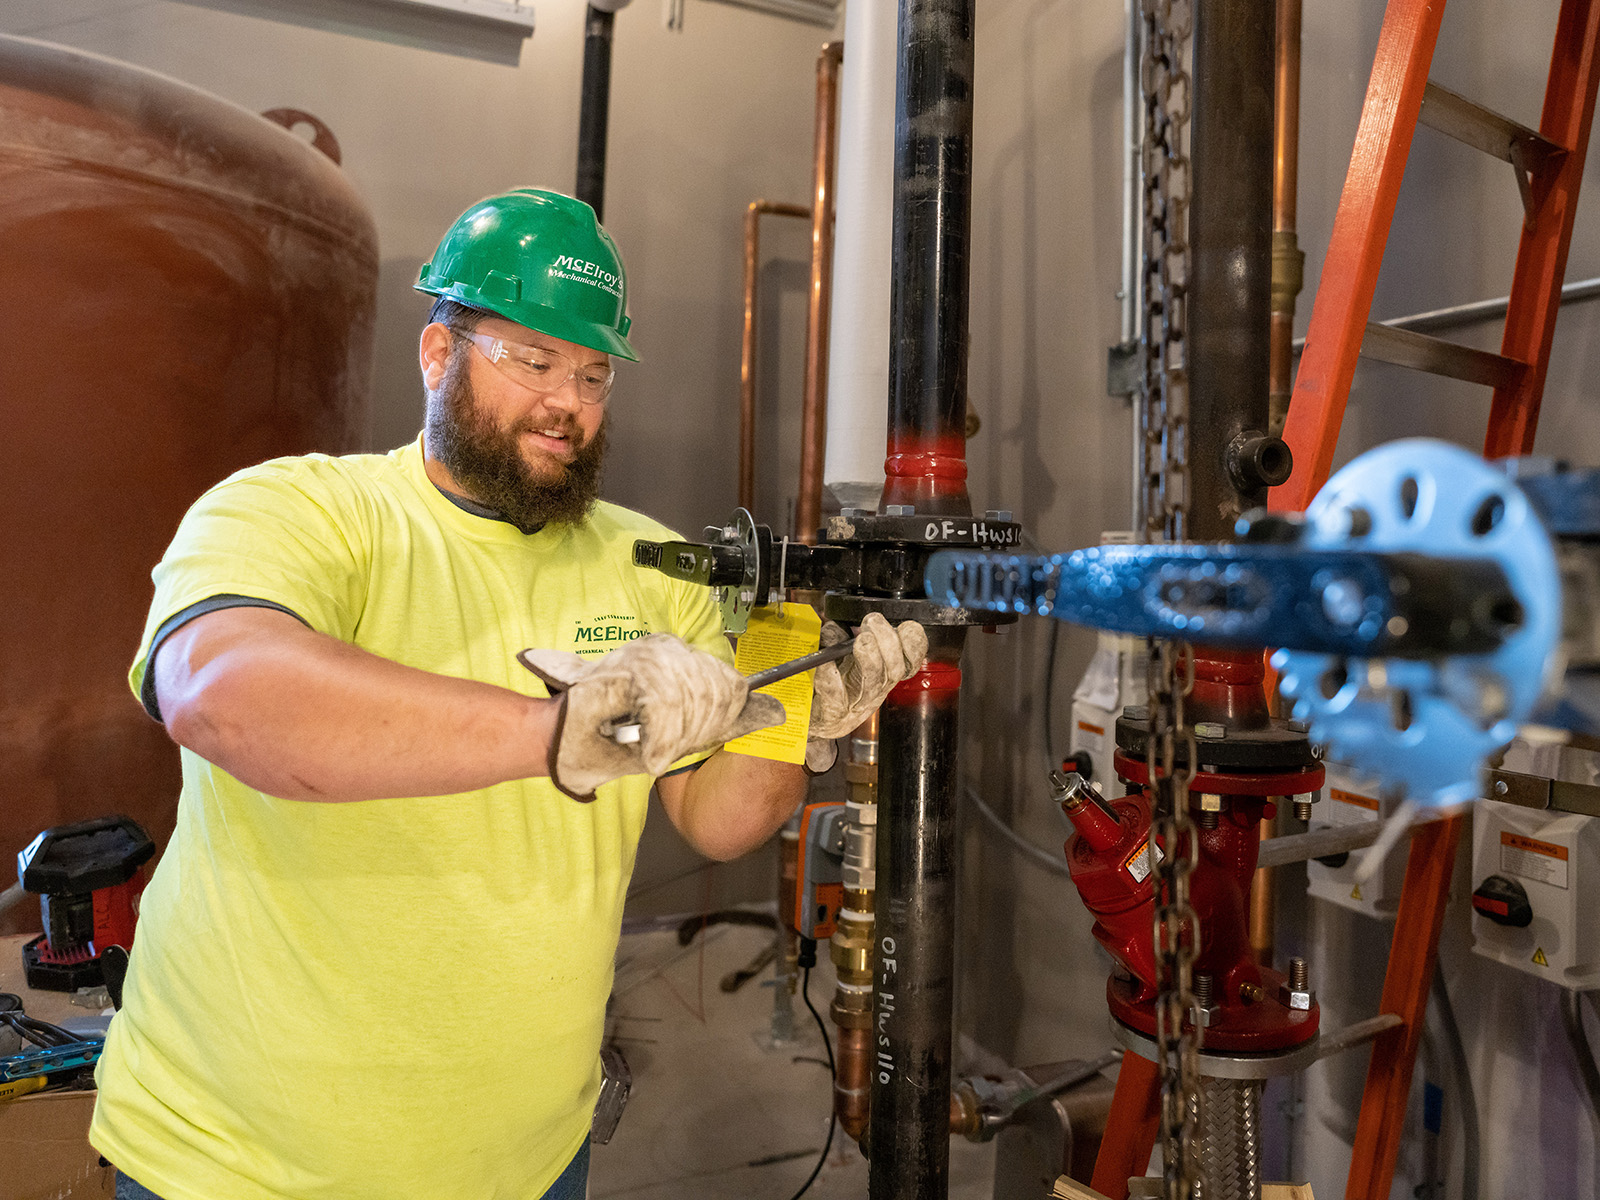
419,322,456,392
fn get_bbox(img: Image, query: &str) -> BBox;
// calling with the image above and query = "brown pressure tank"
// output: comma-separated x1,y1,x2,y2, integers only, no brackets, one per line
0,35,378,934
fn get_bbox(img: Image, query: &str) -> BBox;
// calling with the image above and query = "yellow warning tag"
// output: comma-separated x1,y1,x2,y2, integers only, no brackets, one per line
1350,884,1363,902
1533,947,1550,967
724,604,822,764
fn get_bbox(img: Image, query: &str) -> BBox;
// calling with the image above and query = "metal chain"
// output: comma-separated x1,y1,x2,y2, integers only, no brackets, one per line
1138,1,1203,1197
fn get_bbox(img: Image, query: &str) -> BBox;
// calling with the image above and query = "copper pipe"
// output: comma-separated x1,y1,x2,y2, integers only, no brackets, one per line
1267,0,1305,438
1250,808,1279,966
740,200,810,512
795,40,843,543
835,1027,873,1141
1254,0,1304,964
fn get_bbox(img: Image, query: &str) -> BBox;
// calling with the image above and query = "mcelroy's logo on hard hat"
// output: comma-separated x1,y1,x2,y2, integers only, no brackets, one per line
551,254,622,299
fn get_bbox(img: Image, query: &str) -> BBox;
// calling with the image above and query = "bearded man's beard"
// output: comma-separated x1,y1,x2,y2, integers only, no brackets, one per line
425,346,608,531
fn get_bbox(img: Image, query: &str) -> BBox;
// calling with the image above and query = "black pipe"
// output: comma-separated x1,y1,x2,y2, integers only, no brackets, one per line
1186,0,1277,539
881,0,976,519
871,658,962,1200
869,6,976,1196
576,5,615,220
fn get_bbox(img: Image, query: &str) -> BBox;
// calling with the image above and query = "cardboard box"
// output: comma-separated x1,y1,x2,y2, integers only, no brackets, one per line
0,1089,116,1200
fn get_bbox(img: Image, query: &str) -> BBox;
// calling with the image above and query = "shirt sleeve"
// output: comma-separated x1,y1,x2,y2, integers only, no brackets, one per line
129,461,369,716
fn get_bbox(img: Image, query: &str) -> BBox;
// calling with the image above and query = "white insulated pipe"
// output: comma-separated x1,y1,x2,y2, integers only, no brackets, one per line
821,0,897,512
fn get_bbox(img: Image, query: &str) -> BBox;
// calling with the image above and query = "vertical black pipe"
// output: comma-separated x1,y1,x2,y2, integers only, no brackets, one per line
880,0,975,518
576,5,615,220
1187,0,1276,540
870,2,975,1198
871,665,963,1200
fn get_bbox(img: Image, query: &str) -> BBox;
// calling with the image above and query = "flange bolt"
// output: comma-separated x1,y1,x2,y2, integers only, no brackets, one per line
1282,956,1314,1011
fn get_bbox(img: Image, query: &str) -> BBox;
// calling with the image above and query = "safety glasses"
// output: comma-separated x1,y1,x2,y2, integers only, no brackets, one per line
457,329,615,404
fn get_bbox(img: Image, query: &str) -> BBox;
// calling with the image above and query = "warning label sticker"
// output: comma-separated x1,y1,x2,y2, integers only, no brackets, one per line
1124,838,1163,884
1500,831,1570,890
1323,786,1381,827
1330,787,1380,811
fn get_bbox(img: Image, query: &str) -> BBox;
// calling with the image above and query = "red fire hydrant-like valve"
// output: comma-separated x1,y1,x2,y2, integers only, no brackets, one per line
1057,646,1326,1055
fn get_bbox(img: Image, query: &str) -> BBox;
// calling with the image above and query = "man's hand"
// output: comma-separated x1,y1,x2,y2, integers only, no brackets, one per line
806,612,929,771
519,634,784,801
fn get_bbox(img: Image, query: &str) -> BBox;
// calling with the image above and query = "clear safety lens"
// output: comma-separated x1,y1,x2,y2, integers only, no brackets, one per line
464,331,614,404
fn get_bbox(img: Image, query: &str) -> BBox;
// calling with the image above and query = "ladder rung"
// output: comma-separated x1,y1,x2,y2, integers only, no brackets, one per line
1419,81,1566,165
1360,323,1528,389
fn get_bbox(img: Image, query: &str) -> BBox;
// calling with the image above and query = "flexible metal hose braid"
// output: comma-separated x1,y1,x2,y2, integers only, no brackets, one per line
1191,1077,1262,1200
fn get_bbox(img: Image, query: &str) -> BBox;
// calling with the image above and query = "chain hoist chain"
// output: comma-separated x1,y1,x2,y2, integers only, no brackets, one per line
1138,1,1202,1197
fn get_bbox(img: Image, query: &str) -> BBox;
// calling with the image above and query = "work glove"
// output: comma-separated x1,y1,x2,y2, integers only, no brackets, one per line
518,634,784,802
805,612,929,773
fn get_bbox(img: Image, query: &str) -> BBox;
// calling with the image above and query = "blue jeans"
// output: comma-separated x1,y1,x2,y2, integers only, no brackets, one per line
115,1140,591,1200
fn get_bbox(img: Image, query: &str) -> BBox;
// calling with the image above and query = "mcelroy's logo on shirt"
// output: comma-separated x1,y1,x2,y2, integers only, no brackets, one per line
571,613,652,656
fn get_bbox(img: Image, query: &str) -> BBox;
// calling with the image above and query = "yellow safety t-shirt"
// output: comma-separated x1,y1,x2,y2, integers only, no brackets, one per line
91,438,729,1200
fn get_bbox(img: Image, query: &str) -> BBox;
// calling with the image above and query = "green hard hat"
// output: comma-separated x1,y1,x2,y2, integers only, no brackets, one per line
415,188,638,361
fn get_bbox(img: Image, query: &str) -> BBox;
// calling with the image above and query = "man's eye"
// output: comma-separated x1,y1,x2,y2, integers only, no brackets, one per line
521,358,555,375
580,372,610,389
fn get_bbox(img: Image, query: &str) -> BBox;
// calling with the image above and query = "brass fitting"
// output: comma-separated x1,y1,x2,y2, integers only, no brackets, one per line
1270,229,1305,315
830,714,878,1140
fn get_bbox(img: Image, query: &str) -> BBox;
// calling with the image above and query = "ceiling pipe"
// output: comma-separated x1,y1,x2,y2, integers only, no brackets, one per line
740,200,810,512
1187,0,1279,540
822,0,898,513
1268,0,1305,439
576,1,632,219
796,41,844,543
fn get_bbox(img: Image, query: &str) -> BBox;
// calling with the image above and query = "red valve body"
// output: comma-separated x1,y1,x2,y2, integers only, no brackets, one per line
1061,646,1323,1053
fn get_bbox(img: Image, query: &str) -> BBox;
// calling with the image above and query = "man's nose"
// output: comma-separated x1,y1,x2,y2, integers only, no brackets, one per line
541,375,585,414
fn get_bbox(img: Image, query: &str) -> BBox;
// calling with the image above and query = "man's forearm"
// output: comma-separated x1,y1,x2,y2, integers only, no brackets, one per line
157,608,559,802
662,751,809,861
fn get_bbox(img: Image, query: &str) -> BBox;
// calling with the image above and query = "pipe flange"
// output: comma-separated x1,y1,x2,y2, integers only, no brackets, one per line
715,508,768,635
1274,440,1562,806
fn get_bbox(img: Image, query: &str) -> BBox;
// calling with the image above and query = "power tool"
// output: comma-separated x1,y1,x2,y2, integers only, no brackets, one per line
17,815,154,992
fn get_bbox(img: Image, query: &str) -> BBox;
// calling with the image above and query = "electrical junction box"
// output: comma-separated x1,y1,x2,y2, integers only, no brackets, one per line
1068,536,1146,789
1305,762,1405,918
1470,798,1600,988
1068,630,1145,785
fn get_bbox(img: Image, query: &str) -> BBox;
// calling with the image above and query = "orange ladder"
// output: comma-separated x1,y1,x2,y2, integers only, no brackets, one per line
1263,3,1600,1198
1272,0,1600,514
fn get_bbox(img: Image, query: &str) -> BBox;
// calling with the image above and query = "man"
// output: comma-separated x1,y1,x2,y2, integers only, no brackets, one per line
91,189,925,1200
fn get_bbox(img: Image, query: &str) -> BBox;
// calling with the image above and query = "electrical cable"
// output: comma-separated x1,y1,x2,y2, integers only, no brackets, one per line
787,962,836,1200
1428,971,1479,1200
1560,988,1600,1147
963,784,1074,879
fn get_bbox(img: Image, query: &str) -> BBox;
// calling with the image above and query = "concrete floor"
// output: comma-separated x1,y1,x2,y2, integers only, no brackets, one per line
590,917,997,1200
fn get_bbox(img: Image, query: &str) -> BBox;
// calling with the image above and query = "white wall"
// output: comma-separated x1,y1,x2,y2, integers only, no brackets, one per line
1,0,834,915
